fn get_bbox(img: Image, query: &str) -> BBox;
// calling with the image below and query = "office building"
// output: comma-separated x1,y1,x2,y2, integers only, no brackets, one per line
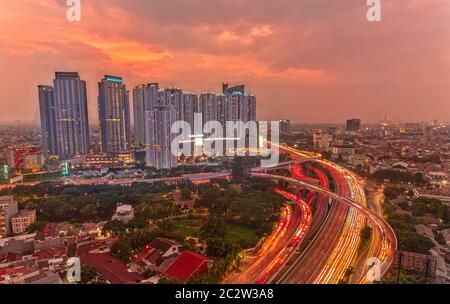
133,83,159,145
279,120,291,135
346,119,362,132
53,72,90,159
157,87,184,121
199,92,219,127
226,91,256,123
216,94,227,125
0,196,19,237
183,92,199,132
146,106,177,169
38,85,58,156
247,94,257,122
98,75,131,152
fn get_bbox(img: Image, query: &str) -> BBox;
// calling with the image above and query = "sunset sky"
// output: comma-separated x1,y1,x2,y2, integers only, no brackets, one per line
0,0,449,124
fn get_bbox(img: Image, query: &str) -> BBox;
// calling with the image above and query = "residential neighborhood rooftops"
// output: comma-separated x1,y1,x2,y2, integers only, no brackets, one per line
164,251,209,283
150,237,180,253
80,252,142,284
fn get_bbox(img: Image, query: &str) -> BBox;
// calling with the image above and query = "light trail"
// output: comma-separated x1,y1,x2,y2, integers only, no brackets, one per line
253,144,397,283
225,188,312,284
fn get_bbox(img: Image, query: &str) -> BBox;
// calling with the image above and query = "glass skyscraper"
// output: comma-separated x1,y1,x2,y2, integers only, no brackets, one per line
38,85,57,156
146,106,177,169
53,72,90,159
133,83,159,146
98,75,131,152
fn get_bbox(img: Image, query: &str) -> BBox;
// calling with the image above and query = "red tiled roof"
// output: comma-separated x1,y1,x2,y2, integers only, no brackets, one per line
80,253,141,284
33,247,67,260
164,251,208,283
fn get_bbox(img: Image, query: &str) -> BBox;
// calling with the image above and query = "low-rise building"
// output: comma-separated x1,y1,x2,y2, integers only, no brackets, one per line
331,145,355,161
313,131,333,151
348,154,370,168
111,204,135,224
164,251,210,283
84,152,134,168
11,210,36,234
6,146,44,171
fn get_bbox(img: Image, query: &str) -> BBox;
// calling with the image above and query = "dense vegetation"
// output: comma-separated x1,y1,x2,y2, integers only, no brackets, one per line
188,177,284,283
0,182,182,224
379,270,427,284
2,169,284,282
383,188,434,254
372,169,427,185
195,177,284,238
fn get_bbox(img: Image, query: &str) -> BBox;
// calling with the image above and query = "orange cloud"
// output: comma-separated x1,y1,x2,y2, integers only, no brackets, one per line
80,35,174,63
217,25,273,45
198,53,333,83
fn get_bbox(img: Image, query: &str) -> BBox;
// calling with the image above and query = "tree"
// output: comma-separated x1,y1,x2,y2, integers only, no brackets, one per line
397,230,434,254
180,188,192,201
413,172,427,185
201,216,227,239
103,220,127,236
111,239,132,263
26,221,47,233
142,269,157,279
79,265,102,284
158,277,181,284
380,270,426,284
398,201,410,211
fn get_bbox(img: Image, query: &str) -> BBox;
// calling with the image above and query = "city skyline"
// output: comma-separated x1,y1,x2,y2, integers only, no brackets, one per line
0,0,448,124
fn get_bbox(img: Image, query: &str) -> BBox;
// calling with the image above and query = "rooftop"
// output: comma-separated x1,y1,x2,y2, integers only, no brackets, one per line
164,251,208,283
80,252,141,284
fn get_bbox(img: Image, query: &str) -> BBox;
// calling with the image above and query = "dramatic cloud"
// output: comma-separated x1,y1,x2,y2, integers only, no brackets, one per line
0,0,448,124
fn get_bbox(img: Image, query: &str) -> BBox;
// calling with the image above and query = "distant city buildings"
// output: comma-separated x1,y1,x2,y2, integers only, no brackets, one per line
280,120,291,135
226,91,256,123
53,72,90,159
98,75,131,153
346,119,362,132
38,74,258,170
313,131,334,151
157,87,185,122
133,83,159,146
38,72,90,160
146,106,177,169
182,92,199,133
38,85,57,156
